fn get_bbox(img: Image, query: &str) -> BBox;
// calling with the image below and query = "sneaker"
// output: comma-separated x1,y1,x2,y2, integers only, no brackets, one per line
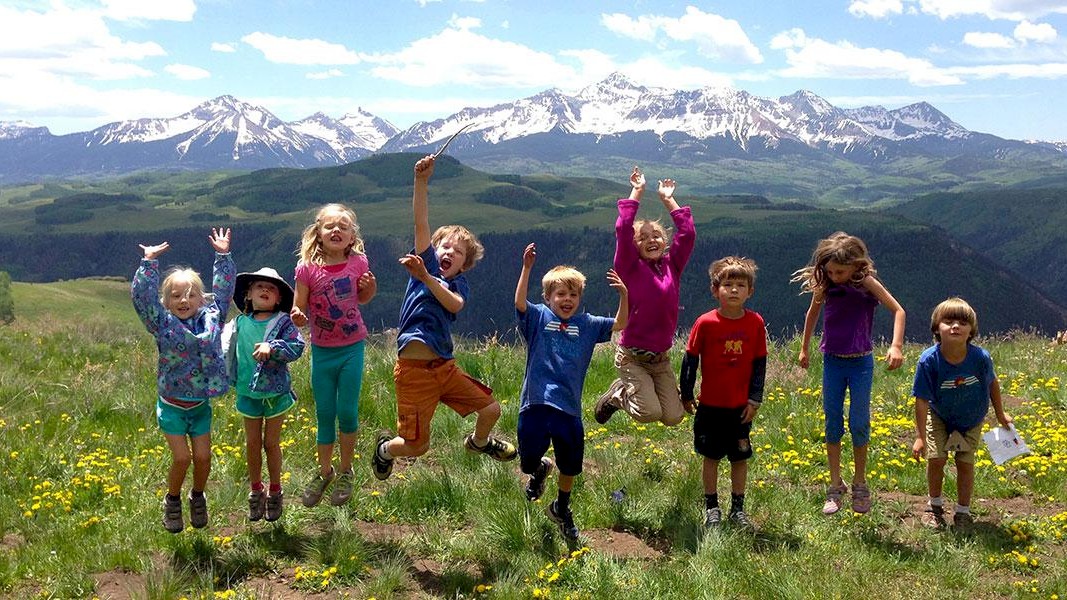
593,381,624,424
729,509,756,532
703,507,723,529
330,470,355,506
851,483,872,514
301,468,335,507
265,492,284,522
464,434,518,462
952,511,975,531
188,493,208,529
248,489,266,522
162,495,183,534
525,457,554,502
546,500,580,541
822,483,847,515
372,432,395,481
921,504,947,529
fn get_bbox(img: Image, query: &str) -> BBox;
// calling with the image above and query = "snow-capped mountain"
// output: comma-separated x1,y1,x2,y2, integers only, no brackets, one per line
292,109,399,162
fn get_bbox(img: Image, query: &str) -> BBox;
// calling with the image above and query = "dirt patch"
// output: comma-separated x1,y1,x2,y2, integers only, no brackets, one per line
93,569,145,600
582,527,663,560
1000,395,1029,411
877,490,1065,528
353,520,424,543
0,533,24,552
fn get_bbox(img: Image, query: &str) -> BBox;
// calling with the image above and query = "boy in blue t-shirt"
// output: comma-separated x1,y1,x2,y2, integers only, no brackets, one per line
514,242,628,542
912,297,1012,530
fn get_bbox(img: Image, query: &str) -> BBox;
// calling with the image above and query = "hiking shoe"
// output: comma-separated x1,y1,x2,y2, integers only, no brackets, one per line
162,495,183,533
330,470,355,506
921,504,947,529
703,507,723,529
248,489,266,521
188,493,208,529
265,492,284,522
729,509,756,532
372,432,395,481
593,381,623,424
822,483,847,515
546,500,580,541
301,468,335,507
851,483,872,514
464,434,517,462
952,511,974,531
525,457,554,502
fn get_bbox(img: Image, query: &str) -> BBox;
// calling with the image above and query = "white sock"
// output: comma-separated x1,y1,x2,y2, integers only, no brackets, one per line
473,435,489,447
929,496,944,507
377,442,394,460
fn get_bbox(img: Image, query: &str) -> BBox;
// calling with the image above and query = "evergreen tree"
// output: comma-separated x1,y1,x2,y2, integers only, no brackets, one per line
0,271,13,324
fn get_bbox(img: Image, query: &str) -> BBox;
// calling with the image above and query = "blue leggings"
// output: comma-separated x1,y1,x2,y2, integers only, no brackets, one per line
311,341,365,444
822,353,873,446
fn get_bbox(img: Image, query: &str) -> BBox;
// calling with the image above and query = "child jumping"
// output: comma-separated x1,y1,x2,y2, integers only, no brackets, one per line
131,228,235,533
291,203,377,507
372,155,517,481
515,243,627,541
595,166,695,425
225,267,305,522
680,257,767,531
912,297,1011,530
792,231,905,515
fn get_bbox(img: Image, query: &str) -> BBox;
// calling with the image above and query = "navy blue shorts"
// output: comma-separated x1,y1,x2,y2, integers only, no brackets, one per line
694,405,753,463
517,404,584,476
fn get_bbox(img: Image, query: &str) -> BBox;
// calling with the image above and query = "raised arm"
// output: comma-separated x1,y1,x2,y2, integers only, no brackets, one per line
398,253,465,314
628,166,645,201
657,178,680,212
607,268,628,332
413,155,435,254
861,275,905,370
514,243,536,313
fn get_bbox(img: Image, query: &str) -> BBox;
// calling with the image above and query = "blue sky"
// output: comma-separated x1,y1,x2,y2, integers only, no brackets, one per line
3,0,1067,141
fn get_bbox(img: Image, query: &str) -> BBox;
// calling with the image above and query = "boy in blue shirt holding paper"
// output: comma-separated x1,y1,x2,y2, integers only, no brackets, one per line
912,297,1012,530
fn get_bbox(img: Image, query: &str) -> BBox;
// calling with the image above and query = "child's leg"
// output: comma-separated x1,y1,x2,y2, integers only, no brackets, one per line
472,400,501,443
822,355,848,486
614,349,663,423
650,358,685,426
846,356,874,485
244,417,264,486
335,341,365,473
702,458,720,496
826,443,843,487
927,457,947,499
731,460,748,495
163,433,192,496
853,444,869,486
955,459,975,507
190,432,212,492
311,345,341,475
263,415,285,487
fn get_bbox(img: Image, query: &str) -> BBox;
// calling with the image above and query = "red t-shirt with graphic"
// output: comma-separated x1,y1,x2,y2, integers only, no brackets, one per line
685,308,767,408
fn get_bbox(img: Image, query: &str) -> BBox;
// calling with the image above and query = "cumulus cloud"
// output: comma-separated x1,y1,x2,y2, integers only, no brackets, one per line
1014,20,1058,43
919,0,1067,21
307,69,344,80
848,0,904,18
211,42,236,53
165,63,210,80
241,32,361,65
963,31,1016,48
601,6,763,64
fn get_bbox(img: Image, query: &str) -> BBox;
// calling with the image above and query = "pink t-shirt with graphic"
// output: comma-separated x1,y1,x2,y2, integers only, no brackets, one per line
295,254,369,347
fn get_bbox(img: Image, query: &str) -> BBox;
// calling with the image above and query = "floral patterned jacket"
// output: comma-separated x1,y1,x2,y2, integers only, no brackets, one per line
131,253,236,400
222,312,305,396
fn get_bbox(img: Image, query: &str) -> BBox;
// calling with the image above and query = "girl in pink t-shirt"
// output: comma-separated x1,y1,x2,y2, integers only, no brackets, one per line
291,203,376,508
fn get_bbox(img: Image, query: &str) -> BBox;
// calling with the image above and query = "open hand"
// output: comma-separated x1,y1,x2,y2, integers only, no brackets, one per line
629,166,645,191
606,268,627,295
209,228,231,253
139,242,170,260
290,306,308,327
658,179,676,201
399,253,430,281
252,342,272,362
522,243,537,269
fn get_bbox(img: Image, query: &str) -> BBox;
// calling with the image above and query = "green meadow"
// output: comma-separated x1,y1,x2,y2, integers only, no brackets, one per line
1,279,1065,599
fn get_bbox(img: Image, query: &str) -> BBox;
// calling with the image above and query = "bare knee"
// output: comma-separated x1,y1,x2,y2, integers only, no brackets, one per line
478,401,501,420
171,451,192,470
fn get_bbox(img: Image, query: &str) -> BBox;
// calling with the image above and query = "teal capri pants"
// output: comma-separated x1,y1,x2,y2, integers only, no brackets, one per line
311,341,365,444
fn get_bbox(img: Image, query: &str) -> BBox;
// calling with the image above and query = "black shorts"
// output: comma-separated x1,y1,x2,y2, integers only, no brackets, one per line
694,405,753,462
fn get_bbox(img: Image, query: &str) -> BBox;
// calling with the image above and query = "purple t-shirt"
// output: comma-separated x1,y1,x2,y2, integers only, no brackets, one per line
820,283,878,356
295,254,369,347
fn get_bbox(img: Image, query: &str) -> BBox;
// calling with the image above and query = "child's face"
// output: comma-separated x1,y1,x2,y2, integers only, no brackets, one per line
435,236,468,279
546,285,582,321
165,277,205,320
937,318,972,344
713,277,753,312
824,260,858,285
247,280,280,312
634,223,666,262
318,212,355,256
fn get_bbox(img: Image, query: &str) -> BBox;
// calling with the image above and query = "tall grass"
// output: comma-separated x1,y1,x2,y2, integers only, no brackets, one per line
0,280,1065,599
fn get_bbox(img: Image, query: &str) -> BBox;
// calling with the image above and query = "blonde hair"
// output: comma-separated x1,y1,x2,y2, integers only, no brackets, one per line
709,256,758,289
541,265,586,299
790,231,877,294
297,203,365,265
431,225,484,271
160,267,208,308
930,297,978,342
633,219,672,248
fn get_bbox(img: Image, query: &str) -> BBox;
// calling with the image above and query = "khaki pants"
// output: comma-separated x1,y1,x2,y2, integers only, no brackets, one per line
601,346,685,426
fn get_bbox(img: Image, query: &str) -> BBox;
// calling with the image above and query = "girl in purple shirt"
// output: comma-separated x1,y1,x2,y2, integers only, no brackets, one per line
792,232,905,515
594,166,695,426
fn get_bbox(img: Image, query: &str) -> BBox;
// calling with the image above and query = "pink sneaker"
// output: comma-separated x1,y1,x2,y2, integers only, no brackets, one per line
822,483,847,515
851,483,872,514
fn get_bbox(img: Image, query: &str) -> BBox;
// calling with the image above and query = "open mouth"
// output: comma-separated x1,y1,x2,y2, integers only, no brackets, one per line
440,257,454,271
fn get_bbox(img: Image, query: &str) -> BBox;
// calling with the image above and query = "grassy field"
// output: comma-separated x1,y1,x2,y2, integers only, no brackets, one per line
1,279,1065,599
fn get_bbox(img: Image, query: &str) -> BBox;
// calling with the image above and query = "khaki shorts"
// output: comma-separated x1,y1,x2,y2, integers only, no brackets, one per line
394,358,494,447
926,412,983,464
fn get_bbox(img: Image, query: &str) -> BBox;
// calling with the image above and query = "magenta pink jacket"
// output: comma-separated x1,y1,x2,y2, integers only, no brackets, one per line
613,199,695,353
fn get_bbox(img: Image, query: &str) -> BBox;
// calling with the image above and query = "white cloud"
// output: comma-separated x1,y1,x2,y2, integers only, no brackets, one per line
963,31,1016,47
415,0,443,6
919,0,1067,20
101,0,196,22
1015,20,1058,43
241,32,361,65
946,62,1067,78
848,0,904,18
601,6,763,64
307,69,344,80
211,42,236,53
770,28,963,86
448,14,481,30
165,63,210,80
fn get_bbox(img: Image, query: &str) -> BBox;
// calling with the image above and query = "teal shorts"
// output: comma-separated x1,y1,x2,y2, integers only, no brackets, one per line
236,392,296,419
157,398,212,438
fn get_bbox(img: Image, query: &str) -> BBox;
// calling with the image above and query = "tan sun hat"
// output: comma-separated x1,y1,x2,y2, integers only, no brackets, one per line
234,267,295,314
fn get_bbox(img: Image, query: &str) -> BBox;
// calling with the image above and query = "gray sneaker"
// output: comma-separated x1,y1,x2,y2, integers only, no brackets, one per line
330,470,355,506
162,495,183,533
188,493,208,529
703,507,722,529
729,509,755,532
546,500,580,541
265,492,284,522
248,489,266,521
301,468,335,507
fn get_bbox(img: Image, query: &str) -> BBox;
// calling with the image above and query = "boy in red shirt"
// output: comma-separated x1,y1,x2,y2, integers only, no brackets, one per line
680,256,767,531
